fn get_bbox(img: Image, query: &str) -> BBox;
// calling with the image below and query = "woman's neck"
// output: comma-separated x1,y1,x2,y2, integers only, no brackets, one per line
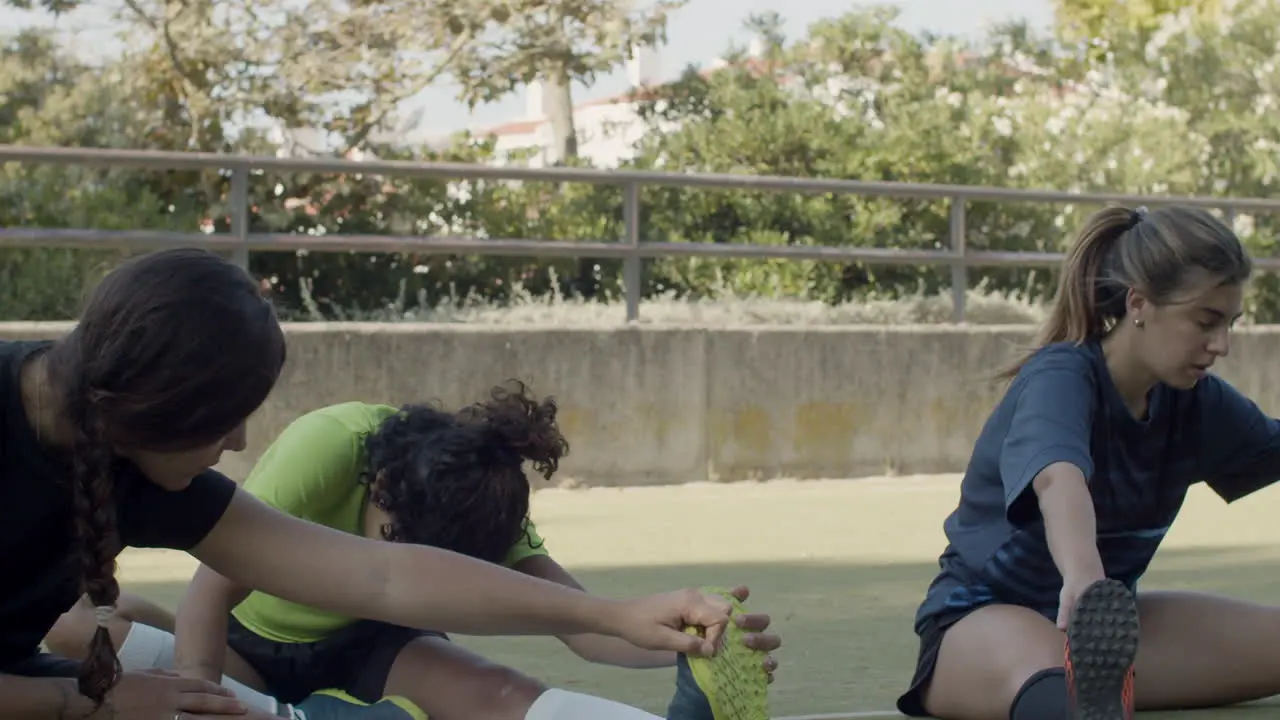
19,352,76,449
1100,330,1156,420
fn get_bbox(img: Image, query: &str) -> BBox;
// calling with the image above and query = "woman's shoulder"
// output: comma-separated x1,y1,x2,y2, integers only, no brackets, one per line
1007,340,1101,389
1025,340,1097,368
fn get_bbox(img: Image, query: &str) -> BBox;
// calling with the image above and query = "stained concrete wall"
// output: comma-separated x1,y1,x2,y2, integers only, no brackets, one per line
4,322,1280,486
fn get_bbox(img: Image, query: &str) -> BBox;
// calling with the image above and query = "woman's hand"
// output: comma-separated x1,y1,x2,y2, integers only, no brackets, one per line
608,588,735,657
87,669,247,719
724,585,782,683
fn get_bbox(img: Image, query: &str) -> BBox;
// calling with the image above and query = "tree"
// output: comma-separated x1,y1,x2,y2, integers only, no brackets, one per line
446,0,687,298
453,0,686,164
105,0,498,154
1091,0,1280,318
3,0,79,14
1051,0,1224,53
623,7,1075,303
0,29,186,318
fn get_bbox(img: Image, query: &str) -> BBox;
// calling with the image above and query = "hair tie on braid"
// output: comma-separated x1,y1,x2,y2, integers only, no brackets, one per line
94,605,115,628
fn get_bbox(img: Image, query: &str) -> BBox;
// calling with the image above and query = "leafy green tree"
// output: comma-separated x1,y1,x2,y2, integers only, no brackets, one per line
625,7,1074,303
0,29,188,318
1092,0,1280,318
1051,0,1223,52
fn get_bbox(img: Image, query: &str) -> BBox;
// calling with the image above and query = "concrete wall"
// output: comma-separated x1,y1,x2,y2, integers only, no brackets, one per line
5,322,1280,486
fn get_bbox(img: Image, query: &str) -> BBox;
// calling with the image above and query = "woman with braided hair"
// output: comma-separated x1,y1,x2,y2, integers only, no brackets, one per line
48,381,780,720
0,248,770,720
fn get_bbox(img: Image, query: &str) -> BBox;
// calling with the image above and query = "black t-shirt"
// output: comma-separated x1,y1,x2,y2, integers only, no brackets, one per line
0,340,237,665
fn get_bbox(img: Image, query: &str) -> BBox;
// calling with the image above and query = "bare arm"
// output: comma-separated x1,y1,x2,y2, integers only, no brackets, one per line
1033,462,1105,582
0,675,93,720
513,555,676,669
190,490,629,639
0,662,270,719
174,564,252,682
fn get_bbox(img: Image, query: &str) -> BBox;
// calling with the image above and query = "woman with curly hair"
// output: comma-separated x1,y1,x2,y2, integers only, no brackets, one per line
46,381,780,720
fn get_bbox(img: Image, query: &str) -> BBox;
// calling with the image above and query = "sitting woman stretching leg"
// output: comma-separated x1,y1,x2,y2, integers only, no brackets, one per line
2,248,759,720
897,205,1280,720
47,382,780,720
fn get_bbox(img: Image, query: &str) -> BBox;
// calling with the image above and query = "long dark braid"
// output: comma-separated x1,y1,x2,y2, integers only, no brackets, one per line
65,370,124,703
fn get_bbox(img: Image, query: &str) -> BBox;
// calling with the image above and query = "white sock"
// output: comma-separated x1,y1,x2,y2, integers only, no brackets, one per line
116,621,284,715
524,688,663,720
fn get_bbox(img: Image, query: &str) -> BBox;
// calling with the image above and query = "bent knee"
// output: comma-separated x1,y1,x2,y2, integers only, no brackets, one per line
45,596,147,661
45,602,98,658
924,605,1065,719
401,662,549,720
465,665,548,717
926,654,1063,720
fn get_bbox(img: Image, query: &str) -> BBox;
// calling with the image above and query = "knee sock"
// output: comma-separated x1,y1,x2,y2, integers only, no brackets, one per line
1009,667,1068,720
524,688,663,720
117,621,284,715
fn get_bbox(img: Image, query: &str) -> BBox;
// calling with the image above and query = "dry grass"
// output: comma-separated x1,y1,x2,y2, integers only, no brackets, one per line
118,475,1280,718
299,277,1050,327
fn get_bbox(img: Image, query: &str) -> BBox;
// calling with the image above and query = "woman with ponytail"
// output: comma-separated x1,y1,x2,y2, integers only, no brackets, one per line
47,381,781,720
0,249,766,720
896,205,1280,720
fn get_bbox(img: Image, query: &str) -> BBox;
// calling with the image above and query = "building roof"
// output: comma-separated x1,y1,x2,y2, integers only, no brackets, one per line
475,59,764,138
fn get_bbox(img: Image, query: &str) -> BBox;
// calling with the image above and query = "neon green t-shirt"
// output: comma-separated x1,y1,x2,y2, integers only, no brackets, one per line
230,401,549,643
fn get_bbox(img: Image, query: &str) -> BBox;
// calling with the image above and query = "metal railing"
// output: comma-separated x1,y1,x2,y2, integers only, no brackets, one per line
3,144,1279,322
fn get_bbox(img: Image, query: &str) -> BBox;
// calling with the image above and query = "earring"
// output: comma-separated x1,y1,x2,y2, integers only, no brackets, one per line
1134,318,1144,328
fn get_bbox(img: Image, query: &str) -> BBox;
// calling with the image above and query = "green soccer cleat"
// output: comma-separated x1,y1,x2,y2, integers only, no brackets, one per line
666,586,770,720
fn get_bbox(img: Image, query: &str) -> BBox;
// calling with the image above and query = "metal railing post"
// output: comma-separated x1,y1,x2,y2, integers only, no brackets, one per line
622,181,641,323
229,167,249,269
949,196,967,323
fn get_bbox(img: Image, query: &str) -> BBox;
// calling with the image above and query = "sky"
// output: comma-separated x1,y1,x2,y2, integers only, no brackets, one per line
2,0,1054,137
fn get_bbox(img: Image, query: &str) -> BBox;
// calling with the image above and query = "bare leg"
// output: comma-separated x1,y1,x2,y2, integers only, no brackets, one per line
920,588,1280,718
383,635,547,720
45,591,266,690
383,636,663,720
920,604,1065,720
1135,590,1280,710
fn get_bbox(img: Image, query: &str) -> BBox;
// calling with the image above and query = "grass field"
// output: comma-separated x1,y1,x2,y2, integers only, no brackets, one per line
116,475,1280,719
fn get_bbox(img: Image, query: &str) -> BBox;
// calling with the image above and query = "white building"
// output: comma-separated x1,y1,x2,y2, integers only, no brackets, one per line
480,44,674,168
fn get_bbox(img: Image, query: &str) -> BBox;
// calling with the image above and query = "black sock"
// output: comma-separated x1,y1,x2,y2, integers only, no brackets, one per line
1009,667,1067,720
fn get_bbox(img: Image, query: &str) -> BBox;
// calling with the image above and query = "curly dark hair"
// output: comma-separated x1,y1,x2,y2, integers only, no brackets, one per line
361,379,569,565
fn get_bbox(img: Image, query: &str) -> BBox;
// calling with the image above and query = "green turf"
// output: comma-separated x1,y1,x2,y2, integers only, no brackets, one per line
115,476,1280,719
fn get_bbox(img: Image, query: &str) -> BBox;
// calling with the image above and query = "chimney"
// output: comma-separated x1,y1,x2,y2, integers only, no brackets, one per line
526,80,545,120
626,44,661,87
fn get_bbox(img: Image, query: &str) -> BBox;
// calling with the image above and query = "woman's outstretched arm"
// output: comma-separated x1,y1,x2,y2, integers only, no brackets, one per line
189,489,730,655
513,554,678,668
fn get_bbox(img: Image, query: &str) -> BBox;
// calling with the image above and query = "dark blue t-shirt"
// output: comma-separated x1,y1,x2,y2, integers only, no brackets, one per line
915,339,1280,629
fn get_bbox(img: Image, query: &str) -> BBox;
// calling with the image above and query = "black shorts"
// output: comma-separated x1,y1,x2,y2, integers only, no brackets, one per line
895,605,990,718
0,652,81,678
226,614,445,705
